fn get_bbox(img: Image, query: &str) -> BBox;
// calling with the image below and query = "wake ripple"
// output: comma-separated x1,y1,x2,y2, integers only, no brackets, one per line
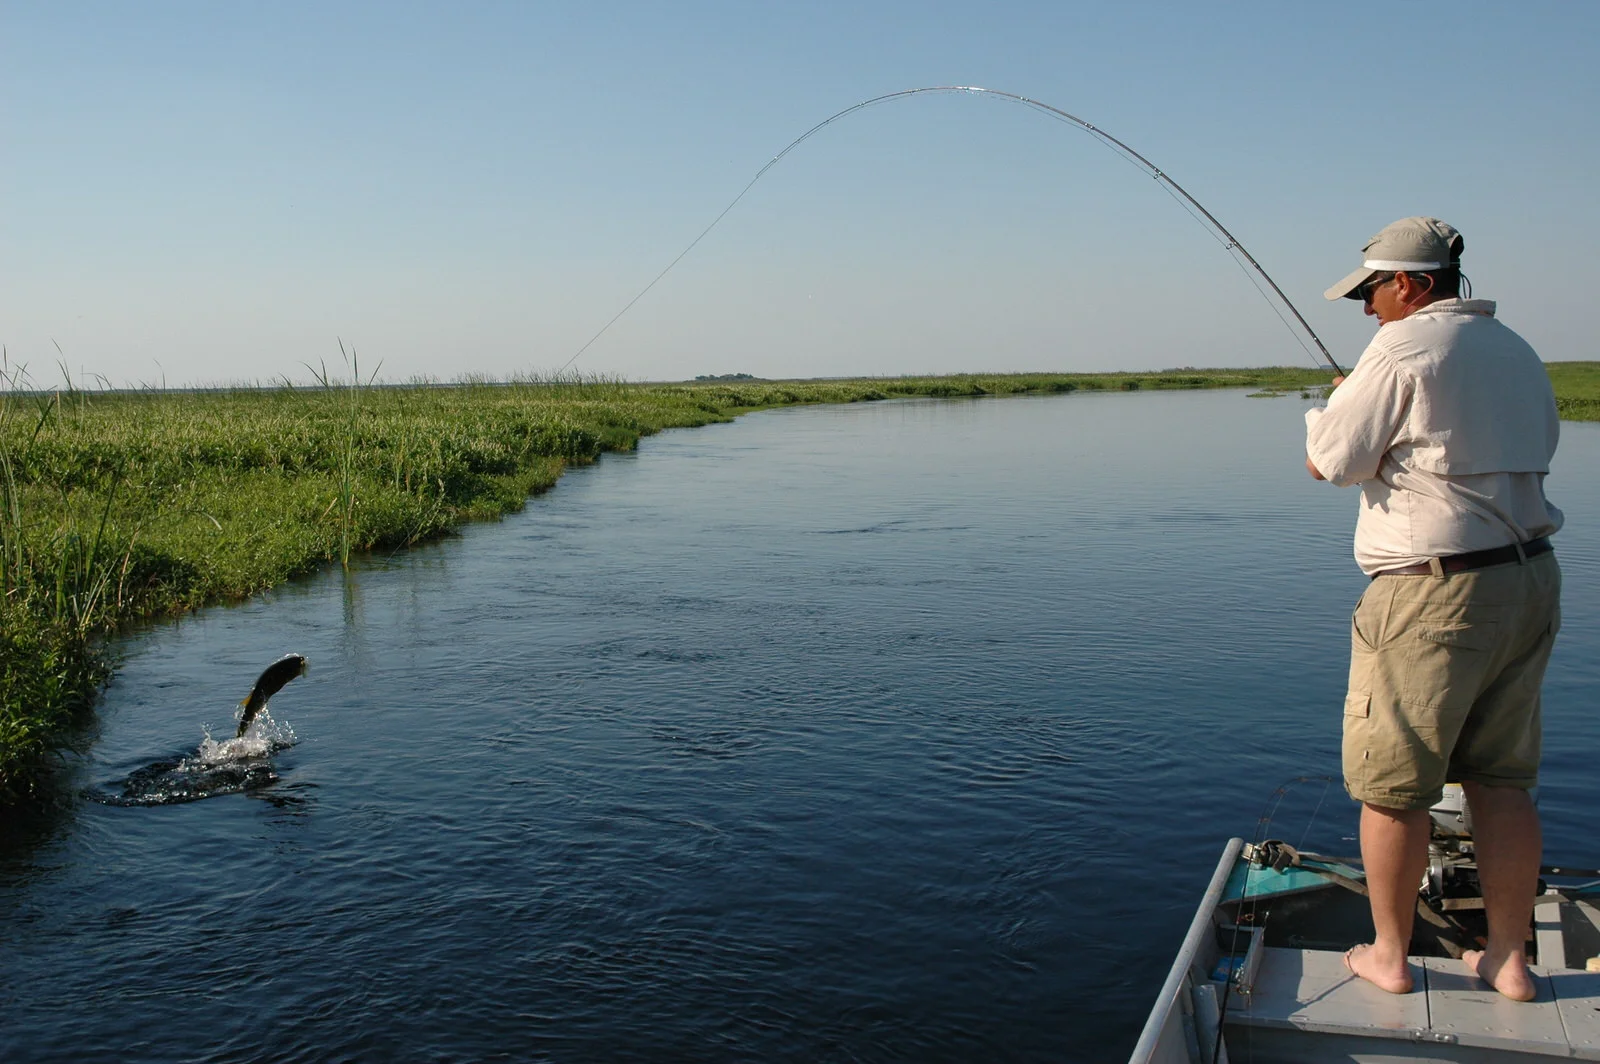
85,712,298,806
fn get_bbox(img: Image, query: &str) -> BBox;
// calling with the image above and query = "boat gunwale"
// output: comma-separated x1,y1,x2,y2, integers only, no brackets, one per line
1128,836,1244,1063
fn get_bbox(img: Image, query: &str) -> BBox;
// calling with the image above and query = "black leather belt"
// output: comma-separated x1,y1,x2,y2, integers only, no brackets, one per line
1372,536,1553,579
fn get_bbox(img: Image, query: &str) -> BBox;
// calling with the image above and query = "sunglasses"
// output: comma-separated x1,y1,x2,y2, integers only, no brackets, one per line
1358,273,1396,303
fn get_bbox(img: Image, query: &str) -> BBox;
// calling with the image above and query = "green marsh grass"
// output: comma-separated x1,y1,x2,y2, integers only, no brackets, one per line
2,361,1592,802
1,355,116,800
1547,361,1600,422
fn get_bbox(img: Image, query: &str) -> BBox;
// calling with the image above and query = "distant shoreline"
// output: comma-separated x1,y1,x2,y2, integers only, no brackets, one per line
1,361,1591,416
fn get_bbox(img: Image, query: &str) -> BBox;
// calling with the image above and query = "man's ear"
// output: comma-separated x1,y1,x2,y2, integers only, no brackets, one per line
1395,271,1432,301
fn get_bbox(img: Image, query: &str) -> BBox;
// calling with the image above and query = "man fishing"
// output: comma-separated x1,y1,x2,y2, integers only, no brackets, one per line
1304,217,1563,1001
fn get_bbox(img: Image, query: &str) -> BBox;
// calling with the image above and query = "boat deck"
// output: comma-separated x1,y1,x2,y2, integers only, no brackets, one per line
1226,946,1600,1062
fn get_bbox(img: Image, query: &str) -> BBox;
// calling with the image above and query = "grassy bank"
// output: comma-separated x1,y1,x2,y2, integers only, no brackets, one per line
1,361,1590,802
1548,361,1600,422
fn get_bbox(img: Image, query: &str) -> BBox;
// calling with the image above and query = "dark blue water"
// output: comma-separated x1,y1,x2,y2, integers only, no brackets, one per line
3,390,1596,1063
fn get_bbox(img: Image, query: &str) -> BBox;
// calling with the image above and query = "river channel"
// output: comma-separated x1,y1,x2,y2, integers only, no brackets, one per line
3,389,1596,1062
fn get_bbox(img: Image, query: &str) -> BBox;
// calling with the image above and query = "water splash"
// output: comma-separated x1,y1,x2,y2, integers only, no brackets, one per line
86,711,298,807
199,709,297,762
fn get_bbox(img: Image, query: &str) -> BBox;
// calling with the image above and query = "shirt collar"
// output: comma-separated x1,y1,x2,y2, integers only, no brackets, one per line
1410,297,1498,318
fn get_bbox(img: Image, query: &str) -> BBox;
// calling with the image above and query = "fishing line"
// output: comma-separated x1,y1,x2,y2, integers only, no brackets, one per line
1210,773,1338,1063
561,86,1344,376
1294,775,1337,853
1135,172,1322,368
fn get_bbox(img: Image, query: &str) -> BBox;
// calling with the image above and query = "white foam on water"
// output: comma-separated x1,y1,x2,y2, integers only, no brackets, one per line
193,710,298,766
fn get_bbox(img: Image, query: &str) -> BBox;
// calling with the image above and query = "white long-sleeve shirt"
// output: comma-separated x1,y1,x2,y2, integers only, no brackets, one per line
1305,298,1563,576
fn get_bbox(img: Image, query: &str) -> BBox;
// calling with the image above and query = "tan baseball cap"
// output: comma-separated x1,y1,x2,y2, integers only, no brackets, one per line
1325,216,1465,300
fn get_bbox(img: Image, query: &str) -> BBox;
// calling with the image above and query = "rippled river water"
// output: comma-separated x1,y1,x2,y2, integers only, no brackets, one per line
3,390,1596,1063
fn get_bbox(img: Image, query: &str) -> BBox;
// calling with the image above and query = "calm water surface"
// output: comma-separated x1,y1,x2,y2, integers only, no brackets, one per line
3,390,1597,1063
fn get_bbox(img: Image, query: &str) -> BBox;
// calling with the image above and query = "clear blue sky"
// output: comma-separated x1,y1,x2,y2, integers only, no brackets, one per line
4,1,1596,386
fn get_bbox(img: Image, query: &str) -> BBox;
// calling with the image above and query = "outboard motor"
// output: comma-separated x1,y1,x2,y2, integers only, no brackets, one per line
1429,783,1475,847
1429,782,1540,849
1424,783,1541,922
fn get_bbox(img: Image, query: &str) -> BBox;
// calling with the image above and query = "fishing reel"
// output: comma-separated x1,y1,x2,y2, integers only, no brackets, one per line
1247,839,1301,873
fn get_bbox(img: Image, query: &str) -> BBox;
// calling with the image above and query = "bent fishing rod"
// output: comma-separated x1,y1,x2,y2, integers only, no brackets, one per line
564,85,1344,378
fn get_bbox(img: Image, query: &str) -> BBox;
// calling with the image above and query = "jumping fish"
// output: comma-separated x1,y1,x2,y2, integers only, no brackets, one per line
237,653,309,737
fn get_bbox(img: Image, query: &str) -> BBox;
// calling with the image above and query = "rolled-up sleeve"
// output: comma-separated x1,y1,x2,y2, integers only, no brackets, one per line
1305,352,1412,487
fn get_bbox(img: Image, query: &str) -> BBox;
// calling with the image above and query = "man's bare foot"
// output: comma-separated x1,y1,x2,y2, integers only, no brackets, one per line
1343,943,1414,994
1463,948,1538,1001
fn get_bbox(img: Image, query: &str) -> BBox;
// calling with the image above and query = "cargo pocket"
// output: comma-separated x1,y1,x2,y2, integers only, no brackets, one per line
1341,692,1372,789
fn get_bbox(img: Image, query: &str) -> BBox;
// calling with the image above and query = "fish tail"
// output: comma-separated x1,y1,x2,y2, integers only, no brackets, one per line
236,690,265,737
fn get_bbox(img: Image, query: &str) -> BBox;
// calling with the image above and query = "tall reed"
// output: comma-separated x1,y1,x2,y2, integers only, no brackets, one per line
305,341,381,567
0,354,27,603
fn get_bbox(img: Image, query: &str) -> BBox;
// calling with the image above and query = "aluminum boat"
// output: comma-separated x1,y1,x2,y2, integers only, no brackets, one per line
1130,786,1600,1063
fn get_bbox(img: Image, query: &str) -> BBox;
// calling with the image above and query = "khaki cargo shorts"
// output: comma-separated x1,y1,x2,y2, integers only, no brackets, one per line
1343,550,1561,810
